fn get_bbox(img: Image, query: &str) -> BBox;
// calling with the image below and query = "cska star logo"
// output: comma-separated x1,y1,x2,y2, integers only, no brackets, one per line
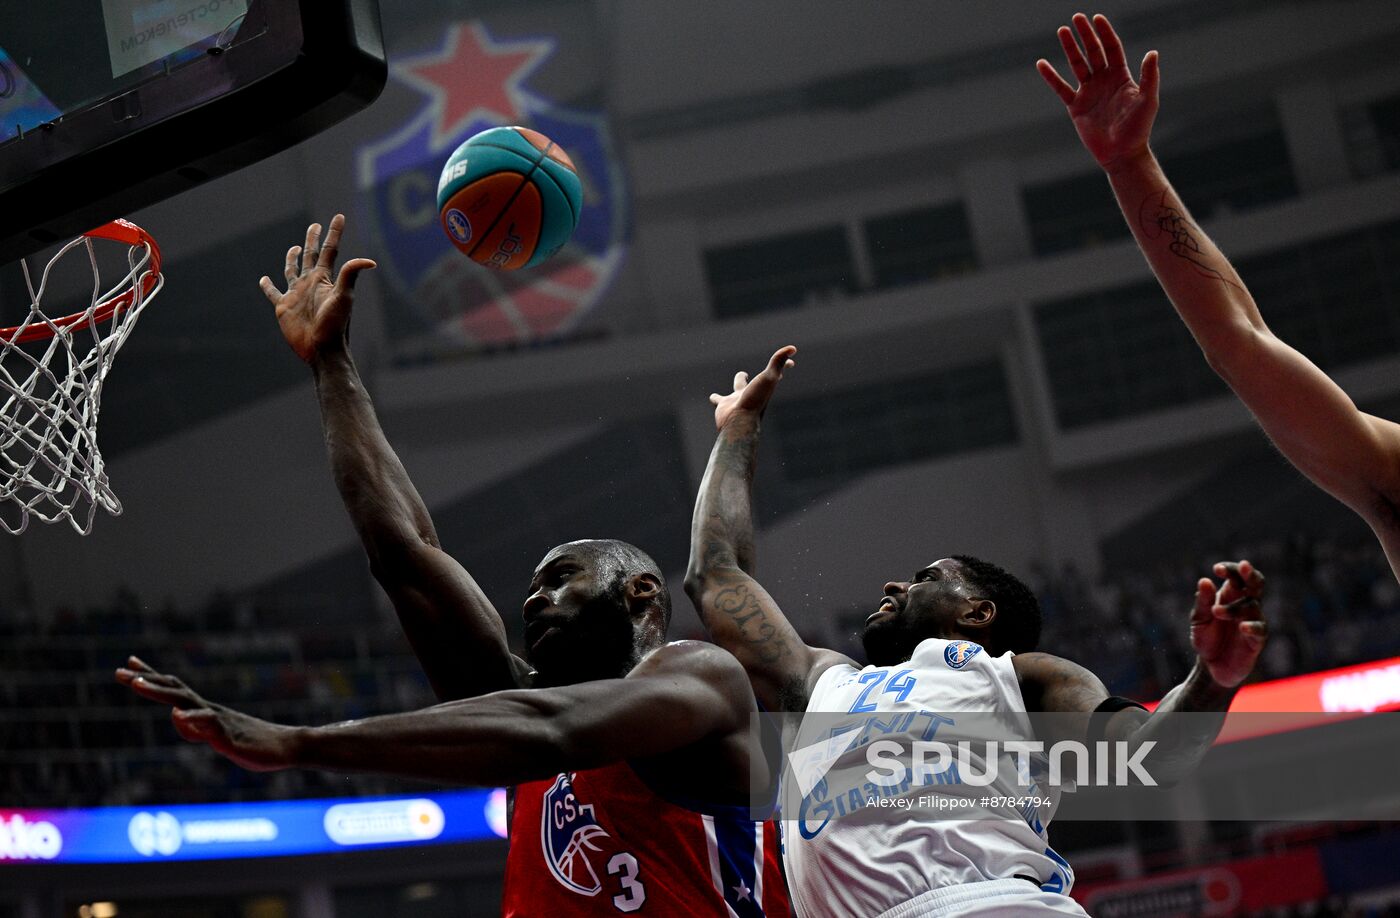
541,773,611,896
358,22,627,348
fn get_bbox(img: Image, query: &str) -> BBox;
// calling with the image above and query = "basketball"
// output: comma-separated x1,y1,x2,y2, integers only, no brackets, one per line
436,126,584,271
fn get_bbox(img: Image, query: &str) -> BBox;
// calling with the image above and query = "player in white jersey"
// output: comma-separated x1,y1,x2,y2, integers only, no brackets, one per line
684,347,1270,917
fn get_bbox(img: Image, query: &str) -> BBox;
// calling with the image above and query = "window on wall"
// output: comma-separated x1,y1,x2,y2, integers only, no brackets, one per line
1035,218,1400,430
1342,90,1400,178
772,360,1018,482
864,202,978,289
1022,171,1128,257
1024,105,1297,256
1235,220,1400,370
704,226,857,319
1035,281,1224,429
1157,123,1296,221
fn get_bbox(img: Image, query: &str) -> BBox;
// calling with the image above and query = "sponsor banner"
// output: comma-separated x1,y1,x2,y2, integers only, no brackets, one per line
1075,847,1328,916
0,789,505,864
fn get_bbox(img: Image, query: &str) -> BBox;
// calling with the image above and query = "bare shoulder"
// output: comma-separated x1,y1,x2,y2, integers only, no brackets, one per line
1012,652,1108,713
1012,651,1100,682
632,641,755,705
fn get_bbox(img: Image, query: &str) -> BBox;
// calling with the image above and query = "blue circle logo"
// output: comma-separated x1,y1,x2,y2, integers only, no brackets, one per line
944,641,982,669
445,208,472,244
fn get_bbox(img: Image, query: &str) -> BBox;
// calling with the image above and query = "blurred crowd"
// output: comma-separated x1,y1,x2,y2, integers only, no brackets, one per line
1031,532,1400,699
2,531,1398,808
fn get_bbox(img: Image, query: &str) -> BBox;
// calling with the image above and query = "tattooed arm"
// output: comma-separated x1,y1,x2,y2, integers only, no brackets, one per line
1039,15,1400,575
684,348,854,713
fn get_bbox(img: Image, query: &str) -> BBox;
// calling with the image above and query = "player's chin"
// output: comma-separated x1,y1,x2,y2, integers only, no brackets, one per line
861,617,908,667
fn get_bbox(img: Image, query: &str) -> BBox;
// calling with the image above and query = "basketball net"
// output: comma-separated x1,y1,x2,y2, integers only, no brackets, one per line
0,220,163,534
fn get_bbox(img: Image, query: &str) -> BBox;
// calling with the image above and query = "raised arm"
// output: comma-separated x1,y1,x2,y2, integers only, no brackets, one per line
684,347,852,713
1038,14,1400,575
262,215,529,701
116,642,754,791
1016,560,1267,784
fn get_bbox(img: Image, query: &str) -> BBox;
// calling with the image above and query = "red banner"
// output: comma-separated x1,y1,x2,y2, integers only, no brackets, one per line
1144,655,1400,741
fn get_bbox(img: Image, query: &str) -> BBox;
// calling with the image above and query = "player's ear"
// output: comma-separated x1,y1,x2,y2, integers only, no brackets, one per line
625,572,662,609
964,599,996,628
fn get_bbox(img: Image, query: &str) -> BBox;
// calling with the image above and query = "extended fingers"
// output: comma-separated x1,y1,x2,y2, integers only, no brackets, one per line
1191,577,1216,624
126,655,156,674
1036,59,1076,105
1073,13,1109,71
767,345,798,375
1057,25,1091,83
1092,14,1127,70
1139,50,1160,102
319,214,345,271
124,675,201,709
301,223,322,274
335,258,376,294
284,246,301,283
258,275,281,304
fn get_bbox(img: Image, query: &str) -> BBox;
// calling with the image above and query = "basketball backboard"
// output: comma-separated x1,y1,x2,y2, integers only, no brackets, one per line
0,0,386,261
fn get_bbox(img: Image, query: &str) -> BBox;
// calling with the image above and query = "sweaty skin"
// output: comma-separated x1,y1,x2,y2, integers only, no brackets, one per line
685,345,1268,779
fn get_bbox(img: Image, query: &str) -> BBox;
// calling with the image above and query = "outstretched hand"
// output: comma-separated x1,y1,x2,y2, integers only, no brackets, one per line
710,345,796,430
116,656,299,772
261,214,377,364
1189,561,1268,689
1036,13,1159,172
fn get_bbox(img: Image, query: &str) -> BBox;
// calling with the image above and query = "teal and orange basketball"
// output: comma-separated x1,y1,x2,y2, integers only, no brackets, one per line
436,126,583,270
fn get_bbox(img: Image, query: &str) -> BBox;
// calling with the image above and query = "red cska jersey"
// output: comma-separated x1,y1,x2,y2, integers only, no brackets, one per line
502,761,790,916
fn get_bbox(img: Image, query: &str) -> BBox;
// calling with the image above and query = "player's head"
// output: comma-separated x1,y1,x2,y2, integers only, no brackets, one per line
523,539,671,686
862,555,1041,665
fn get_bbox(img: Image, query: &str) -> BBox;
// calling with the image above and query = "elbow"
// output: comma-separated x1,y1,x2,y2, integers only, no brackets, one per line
365,531,434,582
1201,322,1269,381
682,565,707,601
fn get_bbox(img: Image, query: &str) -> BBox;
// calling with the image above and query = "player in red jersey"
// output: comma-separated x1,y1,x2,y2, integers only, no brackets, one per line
115,215,789,917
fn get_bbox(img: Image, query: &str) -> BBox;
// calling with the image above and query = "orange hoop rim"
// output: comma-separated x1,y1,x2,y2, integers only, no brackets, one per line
1,219,163,344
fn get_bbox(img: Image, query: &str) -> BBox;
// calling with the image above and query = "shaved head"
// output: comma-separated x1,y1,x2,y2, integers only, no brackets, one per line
540,539,672,626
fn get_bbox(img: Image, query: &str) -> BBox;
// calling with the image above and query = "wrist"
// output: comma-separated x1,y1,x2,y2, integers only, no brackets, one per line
720,408,762,434
1101,145,1156,177
310,345,355,378
284,724,317,769
1183,660,1237,710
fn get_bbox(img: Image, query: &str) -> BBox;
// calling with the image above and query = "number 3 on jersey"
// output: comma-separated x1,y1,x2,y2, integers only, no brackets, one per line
848,669,917,713
608,852,646,912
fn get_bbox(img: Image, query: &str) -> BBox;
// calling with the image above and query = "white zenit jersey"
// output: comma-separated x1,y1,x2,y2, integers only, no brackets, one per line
782,638,1077,918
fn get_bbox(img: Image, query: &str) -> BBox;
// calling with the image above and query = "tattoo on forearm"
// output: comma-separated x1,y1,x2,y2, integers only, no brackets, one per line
1139,190,1244,292
710,577,792,664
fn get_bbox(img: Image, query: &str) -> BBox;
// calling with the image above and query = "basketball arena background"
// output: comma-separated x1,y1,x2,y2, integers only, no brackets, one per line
4,0,1400,915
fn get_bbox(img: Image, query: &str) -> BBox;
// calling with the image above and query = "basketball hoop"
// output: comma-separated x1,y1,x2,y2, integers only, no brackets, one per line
0,219,163,534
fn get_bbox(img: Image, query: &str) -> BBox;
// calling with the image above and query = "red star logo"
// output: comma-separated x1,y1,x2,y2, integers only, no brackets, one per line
396,23,552,150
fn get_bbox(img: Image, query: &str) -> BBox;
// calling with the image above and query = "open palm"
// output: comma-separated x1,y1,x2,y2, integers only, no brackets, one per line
1037,13,1160,172
260,213,376,363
